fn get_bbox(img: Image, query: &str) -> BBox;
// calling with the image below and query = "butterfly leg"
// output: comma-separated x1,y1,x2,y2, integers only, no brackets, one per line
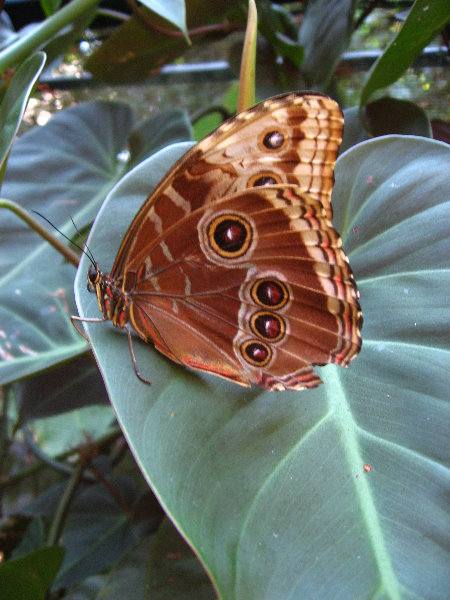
71,315,107,340
125,326,152,385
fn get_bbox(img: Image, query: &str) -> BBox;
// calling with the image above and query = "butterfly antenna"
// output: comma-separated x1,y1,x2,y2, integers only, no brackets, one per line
33,210,96,267
69,216,96,265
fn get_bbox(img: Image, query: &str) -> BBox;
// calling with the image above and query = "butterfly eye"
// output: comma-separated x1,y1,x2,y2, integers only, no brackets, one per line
87,265,99,288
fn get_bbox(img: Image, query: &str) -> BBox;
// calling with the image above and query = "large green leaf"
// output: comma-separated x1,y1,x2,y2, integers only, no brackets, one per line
0,103,192,385
75,135,449,597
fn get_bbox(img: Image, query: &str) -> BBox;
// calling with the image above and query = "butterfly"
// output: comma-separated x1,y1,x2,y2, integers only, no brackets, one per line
81,92,362,391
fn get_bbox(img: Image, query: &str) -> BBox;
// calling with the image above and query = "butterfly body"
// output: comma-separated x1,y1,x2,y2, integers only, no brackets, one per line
88,93,362,391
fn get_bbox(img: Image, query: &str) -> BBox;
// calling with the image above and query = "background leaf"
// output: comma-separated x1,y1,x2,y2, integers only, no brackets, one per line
340,98,432,152
86,0,242,84
75,135,449,598
146,518,216,598
139,0,188,38
99,535,155,600
0,12,17,50
0,51,46,184
0,103,192,385
31,405,116,457
15,353,109,424
257,2,303,69
0,0,99,74
360,0,450,106
53,476,149,588
364,97,431,137
298,0,357,88
0,546,65,600
41,4,98,67
40,0,63,18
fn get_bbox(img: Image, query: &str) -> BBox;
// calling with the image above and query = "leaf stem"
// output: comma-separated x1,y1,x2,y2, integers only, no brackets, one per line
0,198,80,267
96,7,130,22
47,460,85,546
0,0,100,74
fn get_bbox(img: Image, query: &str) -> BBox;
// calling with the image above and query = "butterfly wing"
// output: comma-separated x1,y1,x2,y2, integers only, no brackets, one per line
111,93,343,279
120,186,361,390
104,92,361,390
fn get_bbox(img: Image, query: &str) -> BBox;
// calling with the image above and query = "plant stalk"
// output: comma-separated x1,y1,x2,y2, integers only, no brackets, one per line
47,460,84,546
0,198,80,267
237,0,257,112
0,0,100,74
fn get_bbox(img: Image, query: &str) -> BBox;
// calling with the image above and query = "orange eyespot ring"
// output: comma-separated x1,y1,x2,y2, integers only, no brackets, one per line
208,214,252,258
248,172,282,187
250,311,285,342
251,279,289,310
240,340,272,367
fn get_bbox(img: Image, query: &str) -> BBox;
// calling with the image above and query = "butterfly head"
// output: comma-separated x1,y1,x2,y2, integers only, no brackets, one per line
86,264,106,317
86,264,130,329
87,264,100,292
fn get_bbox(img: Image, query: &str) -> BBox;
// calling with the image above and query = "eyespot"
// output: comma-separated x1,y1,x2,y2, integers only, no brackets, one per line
250,311,285,342
248,172,281,187
251,279,289,310
240,340,272,367
208,214,252,259
261,130,285,151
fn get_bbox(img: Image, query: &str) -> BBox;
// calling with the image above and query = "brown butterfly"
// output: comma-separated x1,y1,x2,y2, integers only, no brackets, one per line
82,92,362,391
